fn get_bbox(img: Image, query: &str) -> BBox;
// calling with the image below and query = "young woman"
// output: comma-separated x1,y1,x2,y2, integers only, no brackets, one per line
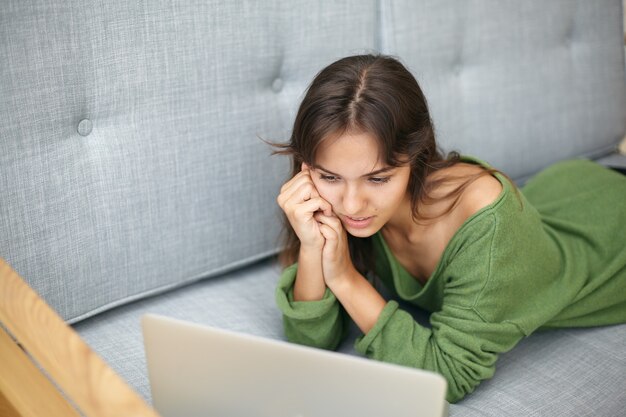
273,54,626,403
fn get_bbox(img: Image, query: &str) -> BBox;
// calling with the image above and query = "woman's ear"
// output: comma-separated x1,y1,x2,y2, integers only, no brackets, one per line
301,162,309,171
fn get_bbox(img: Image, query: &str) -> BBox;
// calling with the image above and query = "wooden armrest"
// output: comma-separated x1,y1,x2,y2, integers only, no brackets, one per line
0,258,161,417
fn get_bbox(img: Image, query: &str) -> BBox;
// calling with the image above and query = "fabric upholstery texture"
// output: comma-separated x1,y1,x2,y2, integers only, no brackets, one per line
381,0,626,182
0,0,378,322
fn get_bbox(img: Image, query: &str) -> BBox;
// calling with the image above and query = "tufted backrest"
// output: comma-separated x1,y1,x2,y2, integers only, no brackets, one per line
0,0,379,322
1,0,625,323
382,0,626,182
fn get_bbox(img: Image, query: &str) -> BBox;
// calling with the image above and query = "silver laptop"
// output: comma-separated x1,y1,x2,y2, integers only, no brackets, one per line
142,314,448,417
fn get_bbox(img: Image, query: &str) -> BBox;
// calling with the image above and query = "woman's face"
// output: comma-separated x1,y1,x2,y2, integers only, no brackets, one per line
310,131,411,238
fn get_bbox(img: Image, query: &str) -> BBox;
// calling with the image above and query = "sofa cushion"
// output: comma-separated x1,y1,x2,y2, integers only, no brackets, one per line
74,258,626,416
380,0,626,182
0,0,378,323
73,258,286,399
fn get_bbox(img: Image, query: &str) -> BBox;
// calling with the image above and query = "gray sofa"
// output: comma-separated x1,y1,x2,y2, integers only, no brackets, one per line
2,1,626,415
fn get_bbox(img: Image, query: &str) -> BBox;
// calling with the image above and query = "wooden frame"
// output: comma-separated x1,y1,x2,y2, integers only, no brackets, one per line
0,258,161,417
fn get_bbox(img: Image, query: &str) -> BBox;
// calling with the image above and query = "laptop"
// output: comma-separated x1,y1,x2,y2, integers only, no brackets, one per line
142,314,448,417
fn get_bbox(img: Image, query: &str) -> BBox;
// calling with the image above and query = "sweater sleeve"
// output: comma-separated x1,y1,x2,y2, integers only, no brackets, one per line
355,300,525,403
275,263,347,350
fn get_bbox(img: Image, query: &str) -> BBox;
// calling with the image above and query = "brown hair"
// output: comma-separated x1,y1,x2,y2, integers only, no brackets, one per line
272,54,509,273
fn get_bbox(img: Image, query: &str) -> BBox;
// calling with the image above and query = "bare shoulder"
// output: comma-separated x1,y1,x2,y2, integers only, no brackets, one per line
458,163,503,215
429,162,503,214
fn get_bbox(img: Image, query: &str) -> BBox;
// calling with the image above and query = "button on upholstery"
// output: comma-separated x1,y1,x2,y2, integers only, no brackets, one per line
271,78,284,93
77,118,93,136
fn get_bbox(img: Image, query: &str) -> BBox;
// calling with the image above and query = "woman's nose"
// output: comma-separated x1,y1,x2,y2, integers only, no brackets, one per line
342,185,366,215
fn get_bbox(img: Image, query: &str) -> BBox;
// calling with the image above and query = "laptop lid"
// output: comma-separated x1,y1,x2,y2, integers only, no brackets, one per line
142,313,448,417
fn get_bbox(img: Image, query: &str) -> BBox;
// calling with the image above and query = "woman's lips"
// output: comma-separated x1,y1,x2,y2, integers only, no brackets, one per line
341,215,375,229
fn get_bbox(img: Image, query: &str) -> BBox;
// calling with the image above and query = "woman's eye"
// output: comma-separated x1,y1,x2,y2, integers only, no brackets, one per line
369,177,391,185
320,174,339,182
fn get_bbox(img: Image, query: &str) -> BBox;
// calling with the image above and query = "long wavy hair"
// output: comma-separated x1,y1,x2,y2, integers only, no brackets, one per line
272,54,505,274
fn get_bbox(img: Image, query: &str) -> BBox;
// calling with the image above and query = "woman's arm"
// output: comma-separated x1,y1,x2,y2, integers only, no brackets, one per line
276,165,347,349
354,302,525,403
293,246,326,301
313,211,387,334
275,263,348,350
277,164,332,302
325,268,386,334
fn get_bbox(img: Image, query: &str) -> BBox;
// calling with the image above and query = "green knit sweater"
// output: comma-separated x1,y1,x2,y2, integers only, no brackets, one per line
275,157,626,403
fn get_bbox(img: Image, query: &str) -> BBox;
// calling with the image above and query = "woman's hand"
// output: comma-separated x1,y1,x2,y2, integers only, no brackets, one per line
314,211,358,289
314,211,386,335
276,163,333,251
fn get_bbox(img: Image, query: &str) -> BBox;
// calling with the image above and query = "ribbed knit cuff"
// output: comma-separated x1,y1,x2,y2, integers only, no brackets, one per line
275,263,337,320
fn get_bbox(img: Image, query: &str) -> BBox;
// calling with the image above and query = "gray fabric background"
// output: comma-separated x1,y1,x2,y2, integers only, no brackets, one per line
1,0,378,322
382,0,626,181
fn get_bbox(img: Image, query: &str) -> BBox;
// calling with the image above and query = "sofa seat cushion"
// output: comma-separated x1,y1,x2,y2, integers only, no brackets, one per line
74,257,626,416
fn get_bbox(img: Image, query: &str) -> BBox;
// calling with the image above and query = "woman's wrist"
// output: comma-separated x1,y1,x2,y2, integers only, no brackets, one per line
299,243,323,257
293,245,326,302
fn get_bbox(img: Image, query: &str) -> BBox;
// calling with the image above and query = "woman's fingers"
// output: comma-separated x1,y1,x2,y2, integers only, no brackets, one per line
318,223,338,248
278,180,316,210
276,165,336,249
279,163,314,194
278,173,320,207
279,171,310,198
313,212,343,232
293,197,332,220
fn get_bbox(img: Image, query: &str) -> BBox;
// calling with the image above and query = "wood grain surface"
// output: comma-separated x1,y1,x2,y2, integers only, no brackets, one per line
0,258,162,417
